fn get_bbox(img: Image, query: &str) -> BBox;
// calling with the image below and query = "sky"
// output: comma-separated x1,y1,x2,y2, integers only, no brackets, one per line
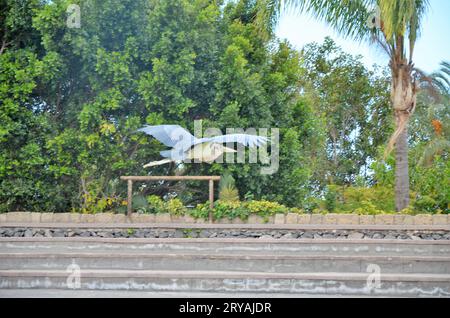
275,0,450,74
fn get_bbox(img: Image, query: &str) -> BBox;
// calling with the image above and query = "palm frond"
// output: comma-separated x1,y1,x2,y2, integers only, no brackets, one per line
439,61,450,76
432,61,450,95
419,138,450,166
269,0,374,41
432,75,450,96
254,0,282,38
378,0,429,60
219,172,240,202
408,0,430,60
418,60,450,97
414,67,442,102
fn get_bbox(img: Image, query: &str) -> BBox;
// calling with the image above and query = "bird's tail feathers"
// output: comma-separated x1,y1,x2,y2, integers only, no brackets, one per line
143,159,173,168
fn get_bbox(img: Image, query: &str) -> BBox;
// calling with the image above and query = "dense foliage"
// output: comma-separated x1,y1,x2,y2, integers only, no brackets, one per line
0,0,448,214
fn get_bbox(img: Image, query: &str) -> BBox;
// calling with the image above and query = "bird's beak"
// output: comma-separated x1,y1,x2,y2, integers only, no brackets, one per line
223,146,237,153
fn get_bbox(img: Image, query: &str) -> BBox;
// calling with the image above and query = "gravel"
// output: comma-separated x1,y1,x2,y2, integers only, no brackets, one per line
0,227,449,240
347,232,364,240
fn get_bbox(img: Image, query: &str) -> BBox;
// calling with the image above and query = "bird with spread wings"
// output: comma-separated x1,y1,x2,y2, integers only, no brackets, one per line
137,125,268,168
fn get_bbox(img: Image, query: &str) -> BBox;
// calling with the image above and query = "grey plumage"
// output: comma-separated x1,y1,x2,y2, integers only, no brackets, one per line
137,125,197,152
137,125,268,167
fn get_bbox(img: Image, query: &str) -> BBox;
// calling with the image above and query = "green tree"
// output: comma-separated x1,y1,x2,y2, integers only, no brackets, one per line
0,0,322,211
265,0,431,211
31,0,225,211
0,0,60,211
204,0,323,207
302,37,392,186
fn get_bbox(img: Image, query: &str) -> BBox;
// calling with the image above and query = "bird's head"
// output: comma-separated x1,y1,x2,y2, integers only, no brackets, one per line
196,143,236,163
210,143,237,155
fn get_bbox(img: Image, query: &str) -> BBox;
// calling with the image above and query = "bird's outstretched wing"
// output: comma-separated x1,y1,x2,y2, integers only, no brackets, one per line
137,125,197,151
197,134,268,147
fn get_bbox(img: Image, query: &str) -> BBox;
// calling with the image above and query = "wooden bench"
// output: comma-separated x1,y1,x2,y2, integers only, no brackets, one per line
120,176,221,220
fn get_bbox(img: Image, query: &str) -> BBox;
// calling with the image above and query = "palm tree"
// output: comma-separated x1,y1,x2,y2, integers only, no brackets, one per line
429,61,450,96
263,0,430,211
418,61,450,166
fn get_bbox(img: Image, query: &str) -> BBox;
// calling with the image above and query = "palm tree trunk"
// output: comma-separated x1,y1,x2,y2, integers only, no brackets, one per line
390,61,416,212
395,124,409,211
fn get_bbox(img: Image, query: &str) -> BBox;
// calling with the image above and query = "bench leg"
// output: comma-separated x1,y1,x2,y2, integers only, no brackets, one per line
127,180,133,216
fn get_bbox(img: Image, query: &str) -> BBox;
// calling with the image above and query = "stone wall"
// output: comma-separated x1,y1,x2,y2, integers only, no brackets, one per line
0,212,449,226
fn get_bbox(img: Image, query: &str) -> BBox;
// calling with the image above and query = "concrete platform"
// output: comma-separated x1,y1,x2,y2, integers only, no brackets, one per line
0,289,373,298
1,237,449,297
1,270,449,297
1,252,449,273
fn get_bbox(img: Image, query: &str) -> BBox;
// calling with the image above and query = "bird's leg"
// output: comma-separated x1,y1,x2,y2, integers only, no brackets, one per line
143,159,174,168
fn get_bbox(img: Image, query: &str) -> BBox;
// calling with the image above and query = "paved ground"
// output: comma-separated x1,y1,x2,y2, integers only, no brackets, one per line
2,237,448,297
0,289,373,298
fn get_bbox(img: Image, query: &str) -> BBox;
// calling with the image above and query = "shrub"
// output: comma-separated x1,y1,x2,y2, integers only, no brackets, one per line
133,195,149,213
188,199,290,221
324,185,338,212
353,201,389,215
414,195,438,214
145,195,187,215
245,200,288,217
214,200,249,220
166,198,187,216
189,202,210,220
289,207,305,214
318,185,396,214
146,195,165,214
399,207,417,215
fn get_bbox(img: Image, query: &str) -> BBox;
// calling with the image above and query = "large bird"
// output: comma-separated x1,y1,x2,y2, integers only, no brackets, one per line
138,125,268,168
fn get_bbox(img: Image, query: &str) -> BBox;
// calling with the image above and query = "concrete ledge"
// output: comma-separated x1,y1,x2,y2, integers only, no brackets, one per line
359,215,375,225
5,212,32,223
3,252,449,262
1,222,449,231
414,214,433,225
80,214,95,223
285,213,298,224
337,214,359,225
1,269,449,282
274,214,285,224
1,236,450,245
323,214,338,225
433,215,448,225
297,215,311,224
0,212,448,228
310,214,323,224
375,215,395,225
